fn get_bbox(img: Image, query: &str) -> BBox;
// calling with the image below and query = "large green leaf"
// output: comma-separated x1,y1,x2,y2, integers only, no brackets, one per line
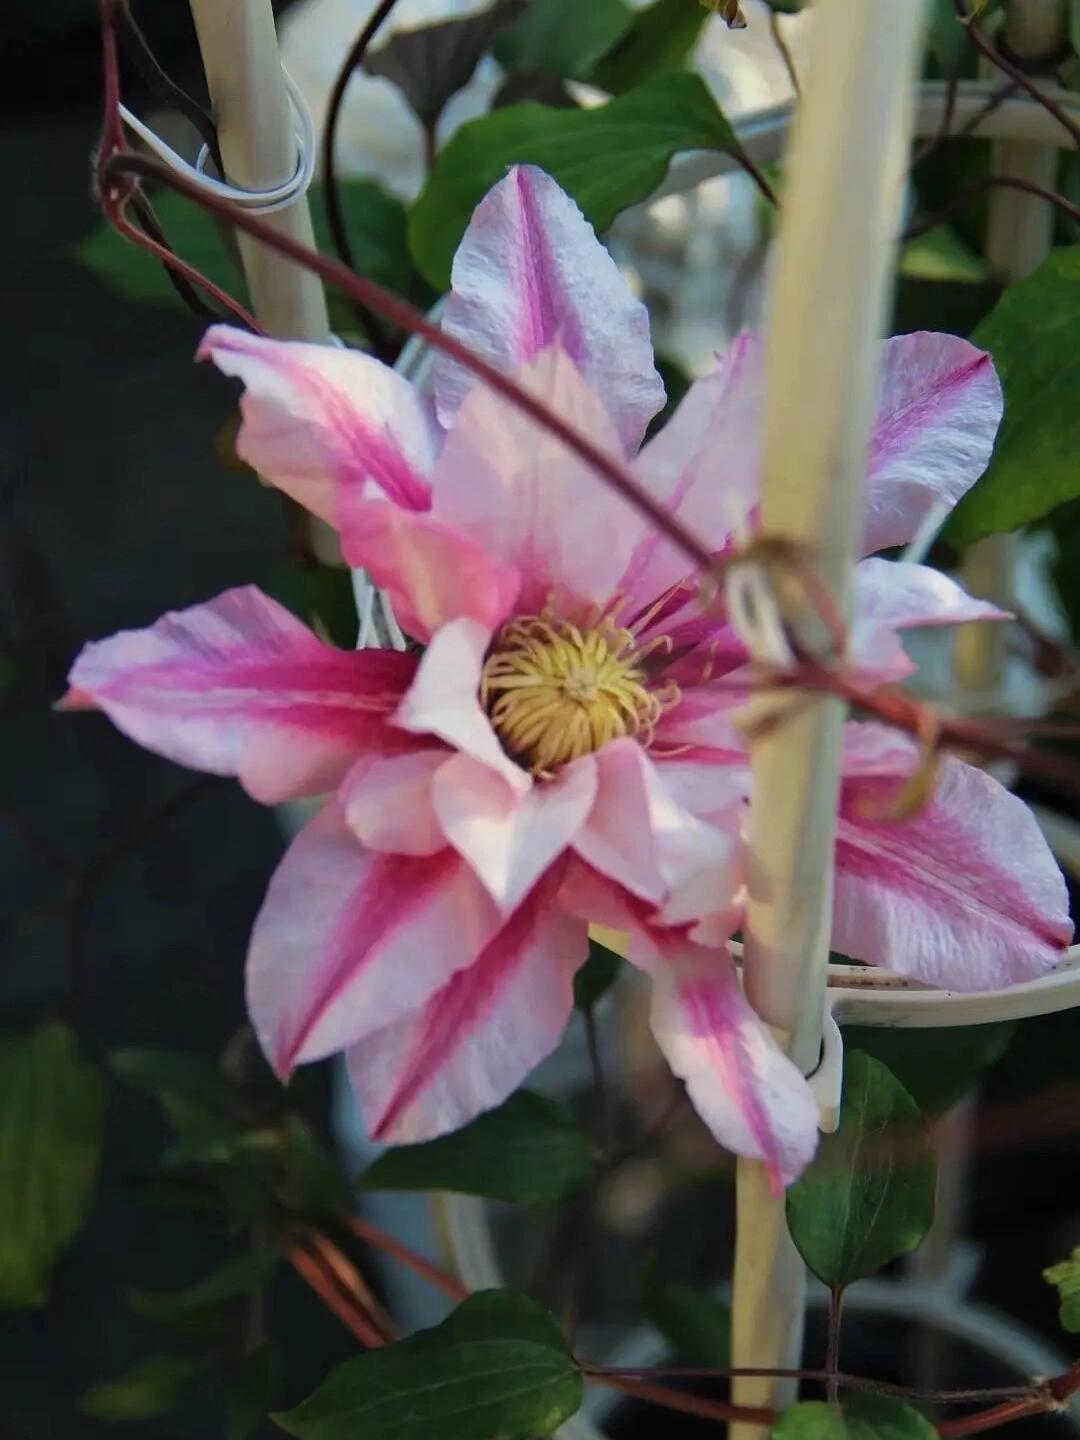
0,1022,105,1308
841,1022,1014,1117
81,1354,213,1421
644,1280,731,1365
944,246,1080,546
1045,1247,1080,1332
772,1396,937,1440
786,1052,935,1287
496,0,633,80
589,0,706,95
274,1290,583,1440
359,1090,596,1206
408,72,736,289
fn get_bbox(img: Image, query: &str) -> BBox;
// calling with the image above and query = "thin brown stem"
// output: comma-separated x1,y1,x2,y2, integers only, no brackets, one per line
729,136,778,208
937,1395,1052,1437
954,0,1080,149
288,1244,387,1348
768,10,800,97
911,62,961,171
903,172,1080,242
587,1366,1034,1405
586,1370,776,1427
344,1214,469,1302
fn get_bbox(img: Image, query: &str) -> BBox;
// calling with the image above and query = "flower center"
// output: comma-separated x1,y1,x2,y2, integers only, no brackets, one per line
480,615,674,774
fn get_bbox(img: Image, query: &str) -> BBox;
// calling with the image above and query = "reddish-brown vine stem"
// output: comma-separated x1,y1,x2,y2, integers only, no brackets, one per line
954,0,1080,148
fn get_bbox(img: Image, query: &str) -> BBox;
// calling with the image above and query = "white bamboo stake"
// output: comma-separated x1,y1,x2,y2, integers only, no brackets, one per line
730,4,927,1434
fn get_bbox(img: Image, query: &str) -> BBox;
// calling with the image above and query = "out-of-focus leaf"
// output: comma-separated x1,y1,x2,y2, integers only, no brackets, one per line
493,68,577,108
81,1355,212,1421
647,352,691,438
365,0,524,129
359,1090,596,1205
591,0,708,95
279,1114,351,1216
275,1290,582,1440
1045,1248,1080,1332
574,939,623,1010
495,0,632,80
900,225,989,282
928,0,965,70
644,1280,731,1365
0,653,20,704
409,72,737,289
129,1248,280,1325
786,1052,935,1287
0,1023,105,1309
1047,498,1080,641
841,1023,1014,1117
1071,0,1080,55
229,1343,282,1440
944,246,1080,546
772,1396,937,1440
263,564,358,651
112,1046,224,1112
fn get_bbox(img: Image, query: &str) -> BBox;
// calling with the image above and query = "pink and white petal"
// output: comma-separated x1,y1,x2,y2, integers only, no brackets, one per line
394,618,528,794
648,942,819,1187
835,750,1073,990
199,325,438,522
346,868,588,1143
574,739,741,912
619,332,763,608
337,496,519,641
432,347,644,615
341,749,449,856
435,165,664,455
864,333,1002,554
247,803,500,1075
849,557,1009,683
433,752,597,913
62,586,416,804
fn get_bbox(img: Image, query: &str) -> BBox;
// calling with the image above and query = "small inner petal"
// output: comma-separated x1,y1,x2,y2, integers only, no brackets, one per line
480,615,676,774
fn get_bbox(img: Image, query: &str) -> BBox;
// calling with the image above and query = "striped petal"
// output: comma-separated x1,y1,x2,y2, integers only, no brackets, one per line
62,587,415,803
248,803,499,1076
346,866,588,1143
435,165,664,454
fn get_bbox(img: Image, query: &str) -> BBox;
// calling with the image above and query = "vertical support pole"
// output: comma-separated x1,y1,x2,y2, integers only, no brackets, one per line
730,3,927,1434
955,0,1065,698
189,0,330,342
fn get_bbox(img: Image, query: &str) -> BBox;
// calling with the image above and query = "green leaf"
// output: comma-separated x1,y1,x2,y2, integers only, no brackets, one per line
129,1248,280,1325
112,1046,224,1111
927,0,965,71
943,246,1080,546
590,0,708,96
274,1289,583,1440
229,1343,282,1440
1045,1247,1080,1332
574,939,623,1010
900,226,989,283
644,1281,730,1366
1071,0,1080,55
359,1090,596,1206
264,563,359,651
840,1023,1014,1117
0,1023,105,1309
496,0,632,79
772,1395,937,1440
786,1052,935,1287
81,1354,213,1421
278,1113,351,1216
409,71,736,289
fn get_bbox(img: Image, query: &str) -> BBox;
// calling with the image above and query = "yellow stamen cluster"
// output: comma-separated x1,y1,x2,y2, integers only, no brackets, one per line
481,615,674,775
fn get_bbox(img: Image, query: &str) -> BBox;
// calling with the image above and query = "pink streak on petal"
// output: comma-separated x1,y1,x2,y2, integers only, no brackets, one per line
65,586,416,803
849,557,1009,683
835,747,1072,990
864,334,1002,553
337,496,519,641
648,944,819,1188
620,332,764,608
200,326,438,523
341,748,450,856
436,165,664,455
394,617,529,794
347,864,588,1143
432,347,645,615
247,803,500,1075
432,752,597,912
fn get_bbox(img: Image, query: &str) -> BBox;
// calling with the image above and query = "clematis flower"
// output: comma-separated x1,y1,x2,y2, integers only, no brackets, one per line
66,166,1072,1188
